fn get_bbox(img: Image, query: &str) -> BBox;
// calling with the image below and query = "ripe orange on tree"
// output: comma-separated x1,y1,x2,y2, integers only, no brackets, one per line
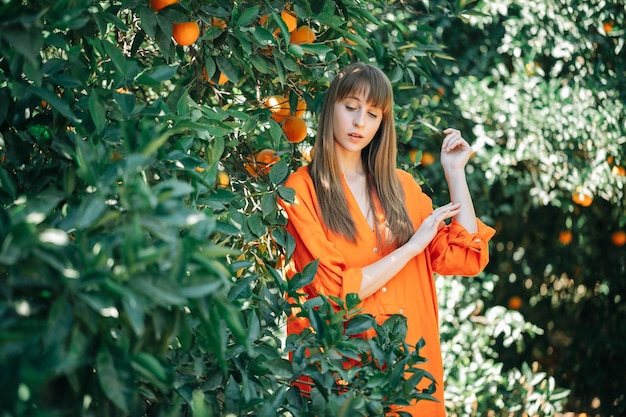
203,67,228,85
559,230,573,245
173,21,200,46
290,25,316,44
421,151,435,167
293,97,306,117
611,165,625,177
265,95,290,122
611,231,626,247
281,9,297,33
150,0,177,12
217,171,230,188
245,149,280,177
282,116,307,143
211,17,227,29
572,186,593,207
508,296,523,310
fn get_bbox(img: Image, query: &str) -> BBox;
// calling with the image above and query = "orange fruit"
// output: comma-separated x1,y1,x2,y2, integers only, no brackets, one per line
408,149,419,164
558,230,573,245
421,152,435,167
611,231,626,247
172,22,200,46
611,165,625,177
245,149,280,177
203,67,228,85
281,9,297,33
572,187,593,207
150,0,178,11
282,116,308,143
603,20,614,34
290,25,316,44
211,17,227,29
293,97,306,117
508,296,523,310
265,95,290,122
217,171,230,188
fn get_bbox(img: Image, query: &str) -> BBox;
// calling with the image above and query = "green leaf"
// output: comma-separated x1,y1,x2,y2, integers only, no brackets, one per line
96,346,129,413
138,64,179,83
30,86,81,123
277,186,295,203
261,193,276,217
0,167,17,200
88,90,106,133
269,159,289,185
250,54,270,74
237,5,259,27
76,193,107,230
289,259,318,291
132,352,169,384
224,374,241,414
345,314,373,336
249,26,276,46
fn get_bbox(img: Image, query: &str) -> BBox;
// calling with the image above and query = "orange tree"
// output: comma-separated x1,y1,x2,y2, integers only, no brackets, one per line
0,0,479,415
427,0,626,415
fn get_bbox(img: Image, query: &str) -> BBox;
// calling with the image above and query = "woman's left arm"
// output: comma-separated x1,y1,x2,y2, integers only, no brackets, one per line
440,128,478,233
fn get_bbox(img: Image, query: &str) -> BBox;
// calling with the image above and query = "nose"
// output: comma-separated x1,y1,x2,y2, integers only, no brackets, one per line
353,110,365,127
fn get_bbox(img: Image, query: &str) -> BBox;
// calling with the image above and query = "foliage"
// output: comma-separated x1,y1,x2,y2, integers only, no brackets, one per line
0,0,463,415
430,0,626,414
438,274,570,416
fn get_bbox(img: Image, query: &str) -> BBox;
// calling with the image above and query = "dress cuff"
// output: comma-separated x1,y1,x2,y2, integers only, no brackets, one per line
447,218,496,251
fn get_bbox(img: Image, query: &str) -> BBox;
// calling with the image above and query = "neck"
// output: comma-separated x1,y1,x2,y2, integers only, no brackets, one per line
335,147,365,177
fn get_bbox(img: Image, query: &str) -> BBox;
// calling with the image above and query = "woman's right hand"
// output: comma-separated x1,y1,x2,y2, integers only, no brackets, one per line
406,202,461,255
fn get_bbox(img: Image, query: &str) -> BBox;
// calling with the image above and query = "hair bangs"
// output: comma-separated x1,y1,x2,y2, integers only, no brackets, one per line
335,65,393,113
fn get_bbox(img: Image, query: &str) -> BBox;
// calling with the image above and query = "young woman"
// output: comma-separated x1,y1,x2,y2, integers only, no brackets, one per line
279,62,495,416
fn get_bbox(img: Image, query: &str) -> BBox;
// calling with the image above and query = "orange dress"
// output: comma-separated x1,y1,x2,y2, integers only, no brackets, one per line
280,166,496,416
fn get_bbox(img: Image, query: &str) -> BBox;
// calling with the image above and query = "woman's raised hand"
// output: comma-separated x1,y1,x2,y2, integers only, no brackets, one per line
440,128,473,173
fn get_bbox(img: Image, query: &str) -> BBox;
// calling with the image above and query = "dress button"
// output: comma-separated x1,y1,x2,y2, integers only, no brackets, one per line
373,247,378,253
399,309,404,314
381,287,387,293
474,238,481,243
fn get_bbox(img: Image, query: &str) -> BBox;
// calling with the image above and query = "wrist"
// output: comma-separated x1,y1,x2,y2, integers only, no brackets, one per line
444,167,467,181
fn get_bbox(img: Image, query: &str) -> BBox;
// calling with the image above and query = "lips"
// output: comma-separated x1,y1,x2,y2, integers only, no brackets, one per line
348,132,363,139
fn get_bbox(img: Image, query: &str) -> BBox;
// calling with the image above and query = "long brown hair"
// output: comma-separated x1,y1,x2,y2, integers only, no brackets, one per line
309,62,414,248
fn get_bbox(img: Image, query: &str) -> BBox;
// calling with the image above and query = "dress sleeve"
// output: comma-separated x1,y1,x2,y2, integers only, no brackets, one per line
429,218,496,277
396,169,496,277
279,169,363,300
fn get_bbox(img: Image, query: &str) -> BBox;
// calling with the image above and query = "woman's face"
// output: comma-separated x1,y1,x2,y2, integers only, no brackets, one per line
332,89,383,157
